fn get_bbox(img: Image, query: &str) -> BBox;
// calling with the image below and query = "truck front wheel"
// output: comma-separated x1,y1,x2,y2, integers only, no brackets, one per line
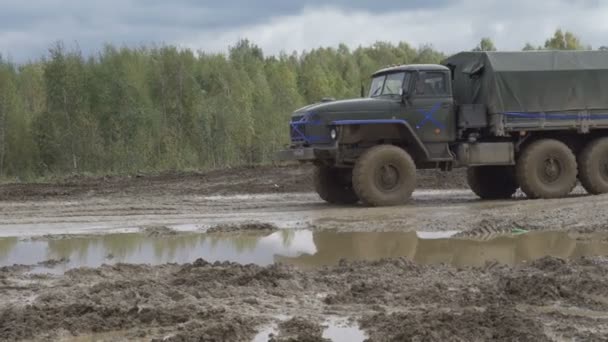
313,166,359,205
578,137,608,195
516,139,578,199
467,166,518,200
353,145,416,206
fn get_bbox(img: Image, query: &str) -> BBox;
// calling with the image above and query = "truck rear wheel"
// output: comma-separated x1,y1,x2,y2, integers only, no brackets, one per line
516,139,578,199
353,145,416,206
467,166,518,199
313,166,359,204
578,137,608,195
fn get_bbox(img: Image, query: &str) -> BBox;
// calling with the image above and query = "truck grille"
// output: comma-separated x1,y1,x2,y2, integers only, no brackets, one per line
290,115,307,144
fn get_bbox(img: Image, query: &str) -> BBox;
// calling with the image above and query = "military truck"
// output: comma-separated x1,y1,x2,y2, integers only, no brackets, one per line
276,51,608,206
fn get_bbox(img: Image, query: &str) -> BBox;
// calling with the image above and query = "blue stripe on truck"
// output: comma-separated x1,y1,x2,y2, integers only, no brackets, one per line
333,119,409,125
503,112,608,120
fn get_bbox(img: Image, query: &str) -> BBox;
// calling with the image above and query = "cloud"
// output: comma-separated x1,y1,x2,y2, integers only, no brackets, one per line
0,0,607,62
181,0,608,55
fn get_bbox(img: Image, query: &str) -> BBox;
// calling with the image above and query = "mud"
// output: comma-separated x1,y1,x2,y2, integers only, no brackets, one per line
269,317,329,342
37,258,70,268
2,187,608,238
152,314,262,342
140,225,178,237
2,257,608,341
206,222,279,234
2,165,608,341
0,164,603,239
360,305,550,342
0,165,467,201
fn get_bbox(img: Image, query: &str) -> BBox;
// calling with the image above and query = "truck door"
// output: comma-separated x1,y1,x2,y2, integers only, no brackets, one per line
403,71,455,143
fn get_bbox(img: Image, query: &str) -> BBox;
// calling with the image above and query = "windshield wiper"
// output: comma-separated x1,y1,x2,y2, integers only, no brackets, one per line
370,85,383,97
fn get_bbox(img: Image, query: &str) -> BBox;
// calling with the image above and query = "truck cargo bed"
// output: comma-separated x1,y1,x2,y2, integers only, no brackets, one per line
492,111,608,135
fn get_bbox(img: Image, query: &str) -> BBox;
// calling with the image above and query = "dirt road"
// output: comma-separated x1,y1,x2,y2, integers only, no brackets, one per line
0,166,606,237
1,165,608,341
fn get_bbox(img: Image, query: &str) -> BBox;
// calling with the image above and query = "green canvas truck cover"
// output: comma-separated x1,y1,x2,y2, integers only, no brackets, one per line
442,51,608,114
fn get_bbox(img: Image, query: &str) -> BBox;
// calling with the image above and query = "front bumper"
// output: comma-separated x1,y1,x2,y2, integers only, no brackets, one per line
275,146,336,162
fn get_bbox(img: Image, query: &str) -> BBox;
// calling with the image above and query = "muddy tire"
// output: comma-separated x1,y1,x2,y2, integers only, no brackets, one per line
352,145,416,206
578,137,608,195
313,166,359,204
516,139,578,199
467,166,518,200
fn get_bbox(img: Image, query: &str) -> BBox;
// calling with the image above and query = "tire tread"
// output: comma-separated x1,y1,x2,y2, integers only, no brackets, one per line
579,137,608,195
516,139,577,199
352,145,416,206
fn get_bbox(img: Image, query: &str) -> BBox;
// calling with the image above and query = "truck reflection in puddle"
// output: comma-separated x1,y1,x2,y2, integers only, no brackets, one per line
1,230,608,273
275,231,608,268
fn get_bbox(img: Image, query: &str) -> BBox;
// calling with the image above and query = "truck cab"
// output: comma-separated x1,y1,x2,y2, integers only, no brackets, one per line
278,64,456,164
276,64,459,206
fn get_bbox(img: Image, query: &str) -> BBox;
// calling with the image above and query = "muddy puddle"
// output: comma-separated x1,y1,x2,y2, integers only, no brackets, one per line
58,317,365,342
252,317,366,342
1,230,608,273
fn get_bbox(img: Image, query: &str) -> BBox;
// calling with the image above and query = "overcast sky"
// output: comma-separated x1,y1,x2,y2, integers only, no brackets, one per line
1,0,607,62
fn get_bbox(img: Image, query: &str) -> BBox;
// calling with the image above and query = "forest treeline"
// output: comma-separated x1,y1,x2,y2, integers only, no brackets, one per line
0,30,604,179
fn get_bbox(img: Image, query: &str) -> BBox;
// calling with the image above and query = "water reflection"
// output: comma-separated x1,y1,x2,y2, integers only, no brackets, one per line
277,231,608,268
0,230,315,273
0,237,18,260
253,317,366,342
1,230,608,273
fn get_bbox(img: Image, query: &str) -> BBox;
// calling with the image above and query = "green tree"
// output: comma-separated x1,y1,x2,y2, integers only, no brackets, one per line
544,29,585,50
265,58,303,152
299,60,332,103
0,58,17,175
522,43,539,51
88,45,156,172
6,37,603,180
473,38,497,52
0,58,39,178
413,45,445,64
229,40,275,162
33,43,104,173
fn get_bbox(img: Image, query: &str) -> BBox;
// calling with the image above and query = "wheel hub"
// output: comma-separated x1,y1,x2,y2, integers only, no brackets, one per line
375,164,400,191
541,157,562,183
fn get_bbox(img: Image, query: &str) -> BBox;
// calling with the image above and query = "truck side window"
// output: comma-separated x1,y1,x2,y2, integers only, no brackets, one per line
416,72,448,96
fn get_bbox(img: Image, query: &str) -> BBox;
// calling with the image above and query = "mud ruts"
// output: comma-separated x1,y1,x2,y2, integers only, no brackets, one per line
2,256,608,341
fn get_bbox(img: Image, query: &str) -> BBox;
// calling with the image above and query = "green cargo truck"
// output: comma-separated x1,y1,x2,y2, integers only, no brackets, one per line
276,51,608,206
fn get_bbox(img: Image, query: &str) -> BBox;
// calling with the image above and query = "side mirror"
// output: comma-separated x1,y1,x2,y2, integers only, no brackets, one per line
360,84,366,98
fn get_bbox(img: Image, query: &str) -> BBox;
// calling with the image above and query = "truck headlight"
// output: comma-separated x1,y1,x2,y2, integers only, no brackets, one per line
330,128,338,140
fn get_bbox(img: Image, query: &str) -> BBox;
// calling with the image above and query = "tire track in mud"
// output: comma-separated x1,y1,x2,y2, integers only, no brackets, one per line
2,257,608,341
1,190,608,237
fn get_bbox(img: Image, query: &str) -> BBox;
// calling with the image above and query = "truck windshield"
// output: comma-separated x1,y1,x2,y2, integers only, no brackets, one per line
369,72,409,97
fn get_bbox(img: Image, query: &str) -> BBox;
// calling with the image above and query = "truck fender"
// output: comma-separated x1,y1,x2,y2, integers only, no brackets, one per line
332,119,430,160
